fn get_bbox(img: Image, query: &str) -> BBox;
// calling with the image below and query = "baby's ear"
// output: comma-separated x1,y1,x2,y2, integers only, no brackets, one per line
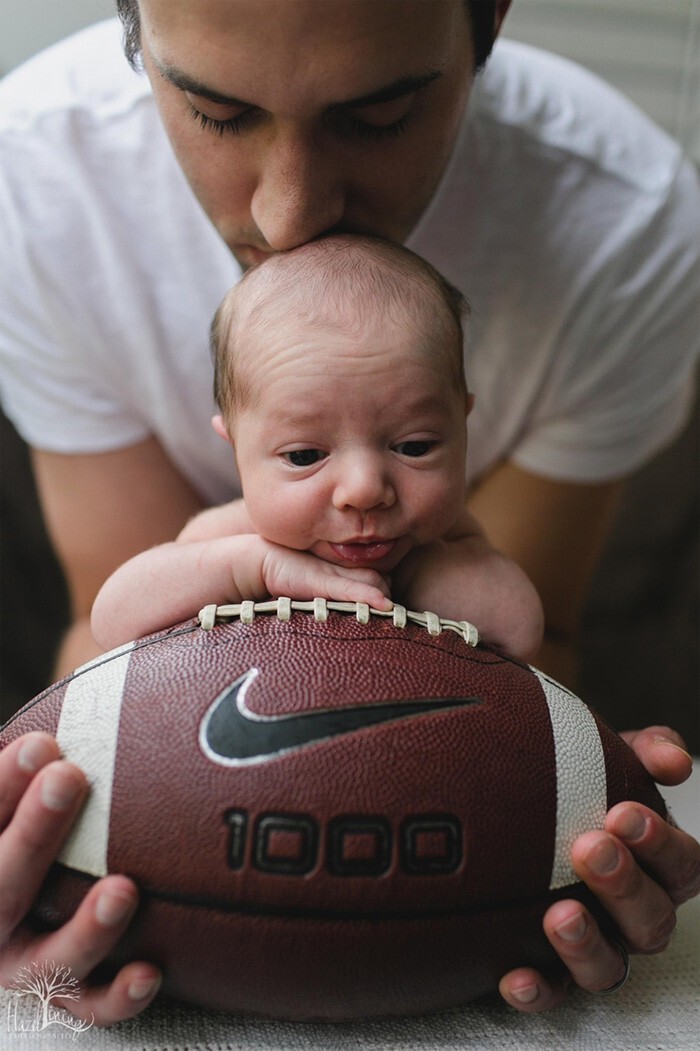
212,414,232,444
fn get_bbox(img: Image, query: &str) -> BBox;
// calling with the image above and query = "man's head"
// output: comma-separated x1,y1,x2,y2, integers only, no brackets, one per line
210,234,472,572
116,1,511,265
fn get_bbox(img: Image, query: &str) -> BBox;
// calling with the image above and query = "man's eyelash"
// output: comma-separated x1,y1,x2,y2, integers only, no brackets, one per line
188,105,254,136
188,103,411,142
337,115,411,142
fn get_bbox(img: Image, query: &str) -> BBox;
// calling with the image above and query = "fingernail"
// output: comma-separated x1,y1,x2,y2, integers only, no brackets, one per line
654,735,692,759
18,737,53,773
616,806,647,843
95,889,135,928
40,767,82,811
658,740,693,767
589,836,620,876
512,983,539,1004
128,976,162,1002
554,913,587,943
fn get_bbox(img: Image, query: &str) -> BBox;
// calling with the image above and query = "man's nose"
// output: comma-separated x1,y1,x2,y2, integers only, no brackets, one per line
332,454,396,514
250,127,346,251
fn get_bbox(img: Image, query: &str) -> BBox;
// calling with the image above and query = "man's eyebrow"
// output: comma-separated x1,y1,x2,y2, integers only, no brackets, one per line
331,72,443,110
155,62,248,106
155,61,442,111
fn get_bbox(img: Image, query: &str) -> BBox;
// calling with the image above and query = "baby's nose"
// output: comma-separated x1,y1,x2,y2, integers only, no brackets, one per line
332,455,396,513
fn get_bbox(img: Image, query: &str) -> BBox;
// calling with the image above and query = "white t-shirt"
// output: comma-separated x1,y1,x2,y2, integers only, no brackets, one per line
1,19,698,504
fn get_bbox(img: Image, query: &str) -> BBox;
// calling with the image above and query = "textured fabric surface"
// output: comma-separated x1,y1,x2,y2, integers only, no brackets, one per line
2,764,697,1051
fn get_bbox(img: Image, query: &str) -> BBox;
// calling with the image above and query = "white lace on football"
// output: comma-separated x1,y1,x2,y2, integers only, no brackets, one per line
197,599,479,647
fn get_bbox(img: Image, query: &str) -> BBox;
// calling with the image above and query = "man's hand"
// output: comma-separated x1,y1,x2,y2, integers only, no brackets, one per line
261,543,392,610
0,733,161,1026
498,727,700,1011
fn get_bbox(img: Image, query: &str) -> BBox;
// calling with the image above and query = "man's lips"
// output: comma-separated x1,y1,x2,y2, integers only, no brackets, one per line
329,540,397,564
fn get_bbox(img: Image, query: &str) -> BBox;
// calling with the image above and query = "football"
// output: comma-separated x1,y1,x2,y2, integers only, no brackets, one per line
1,599,666,1020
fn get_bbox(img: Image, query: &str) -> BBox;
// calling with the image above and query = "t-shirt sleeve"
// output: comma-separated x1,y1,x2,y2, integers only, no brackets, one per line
0,146,151,454
511,157,700,483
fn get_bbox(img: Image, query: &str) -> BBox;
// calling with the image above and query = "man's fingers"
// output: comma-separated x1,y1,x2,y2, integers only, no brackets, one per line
0,760,88,942
571,828,677,954
502,898,632,1010
543,901,630,992
32,876,140,982
0,733,62,830
498,966,570,1013
1,874,160,1028
620,727,693,786
0,735,162,1027
606,803,700,907
53,962,162,1028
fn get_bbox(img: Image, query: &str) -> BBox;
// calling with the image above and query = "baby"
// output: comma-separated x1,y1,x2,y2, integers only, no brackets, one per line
92,235,543,658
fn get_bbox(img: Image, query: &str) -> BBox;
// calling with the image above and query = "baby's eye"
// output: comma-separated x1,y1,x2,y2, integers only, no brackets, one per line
394,440,436,458
282,449,327,467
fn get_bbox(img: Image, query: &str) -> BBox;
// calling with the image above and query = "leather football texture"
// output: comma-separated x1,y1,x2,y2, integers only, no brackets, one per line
0,599,667,1020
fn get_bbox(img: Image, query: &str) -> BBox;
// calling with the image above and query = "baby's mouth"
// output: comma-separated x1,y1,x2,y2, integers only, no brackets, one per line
329,540,397,564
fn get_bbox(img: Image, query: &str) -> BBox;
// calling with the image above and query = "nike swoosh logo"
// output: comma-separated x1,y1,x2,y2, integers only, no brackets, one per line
199,668,482,767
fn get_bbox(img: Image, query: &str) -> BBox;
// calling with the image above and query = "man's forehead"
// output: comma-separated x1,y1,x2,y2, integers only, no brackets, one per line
140,0,470,108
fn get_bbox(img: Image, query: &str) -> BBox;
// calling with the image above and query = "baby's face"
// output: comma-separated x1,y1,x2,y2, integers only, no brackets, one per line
223,309,468,574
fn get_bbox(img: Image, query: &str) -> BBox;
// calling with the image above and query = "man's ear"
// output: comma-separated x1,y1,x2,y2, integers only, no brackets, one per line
212,414,232,444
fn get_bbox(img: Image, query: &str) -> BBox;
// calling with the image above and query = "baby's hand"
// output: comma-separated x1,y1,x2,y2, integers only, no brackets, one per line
261,544,392,610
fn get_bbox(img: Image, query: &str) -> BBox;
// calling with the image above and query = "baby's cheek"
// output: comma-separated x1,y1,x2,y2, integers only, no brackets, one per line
255,489,318,549
417,481,464,540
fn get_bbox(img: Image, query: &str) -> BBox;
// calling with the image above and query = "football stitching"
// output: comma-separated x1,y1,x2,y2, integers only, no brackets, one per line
199,598,480,648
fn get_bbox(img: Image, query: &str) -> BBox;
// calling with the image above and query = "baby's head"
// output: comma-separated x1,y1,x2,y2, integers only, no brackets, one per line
210,235,472,570
212,234,469,429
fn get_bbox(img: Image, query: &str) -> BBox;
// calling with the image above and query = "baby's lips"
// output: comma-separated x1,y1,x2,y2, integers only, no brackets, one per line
329,539,397,563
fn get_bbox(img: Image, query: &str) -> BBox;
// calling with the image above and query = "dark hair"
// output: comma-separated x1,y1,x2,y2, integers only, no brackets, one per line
114,0,141,68
115,1,499,72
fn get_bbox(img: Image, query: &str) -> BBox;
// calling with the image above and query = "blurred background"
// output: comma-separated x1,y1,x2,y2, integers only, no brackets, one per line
1,0,698,749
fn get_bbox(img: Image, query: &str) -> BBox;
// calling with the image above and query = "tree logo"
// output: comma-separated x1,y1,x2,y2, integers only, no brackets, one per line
6,960,94,1037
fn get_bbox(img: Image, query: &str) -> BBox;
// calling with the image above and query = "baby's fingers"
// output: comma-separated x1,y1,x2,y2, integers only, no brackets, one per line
317,569,393,611
264,546,393,609
341,580,393,611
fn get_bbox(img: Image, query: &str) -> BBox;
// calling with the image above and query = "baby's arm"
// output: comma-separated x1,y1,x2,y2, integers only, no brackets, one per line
91,533,270,649
393,509,544,661
176,498,254,542
91,532,391,652
91,499,260,647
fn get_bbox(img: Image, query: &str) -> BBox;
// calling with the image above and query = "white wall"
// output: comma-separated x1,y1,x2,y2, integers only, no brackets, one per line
0,0,111,72
1,0,699,161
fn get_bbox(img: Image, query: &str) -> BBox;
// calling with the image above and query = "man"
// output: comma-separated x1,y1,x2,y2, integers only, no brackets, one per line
0,0,698,1027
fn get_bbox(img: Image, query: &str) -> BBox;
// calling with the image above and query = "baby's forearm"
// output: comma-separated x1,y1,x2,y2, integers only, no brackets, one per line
91,534,269,651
